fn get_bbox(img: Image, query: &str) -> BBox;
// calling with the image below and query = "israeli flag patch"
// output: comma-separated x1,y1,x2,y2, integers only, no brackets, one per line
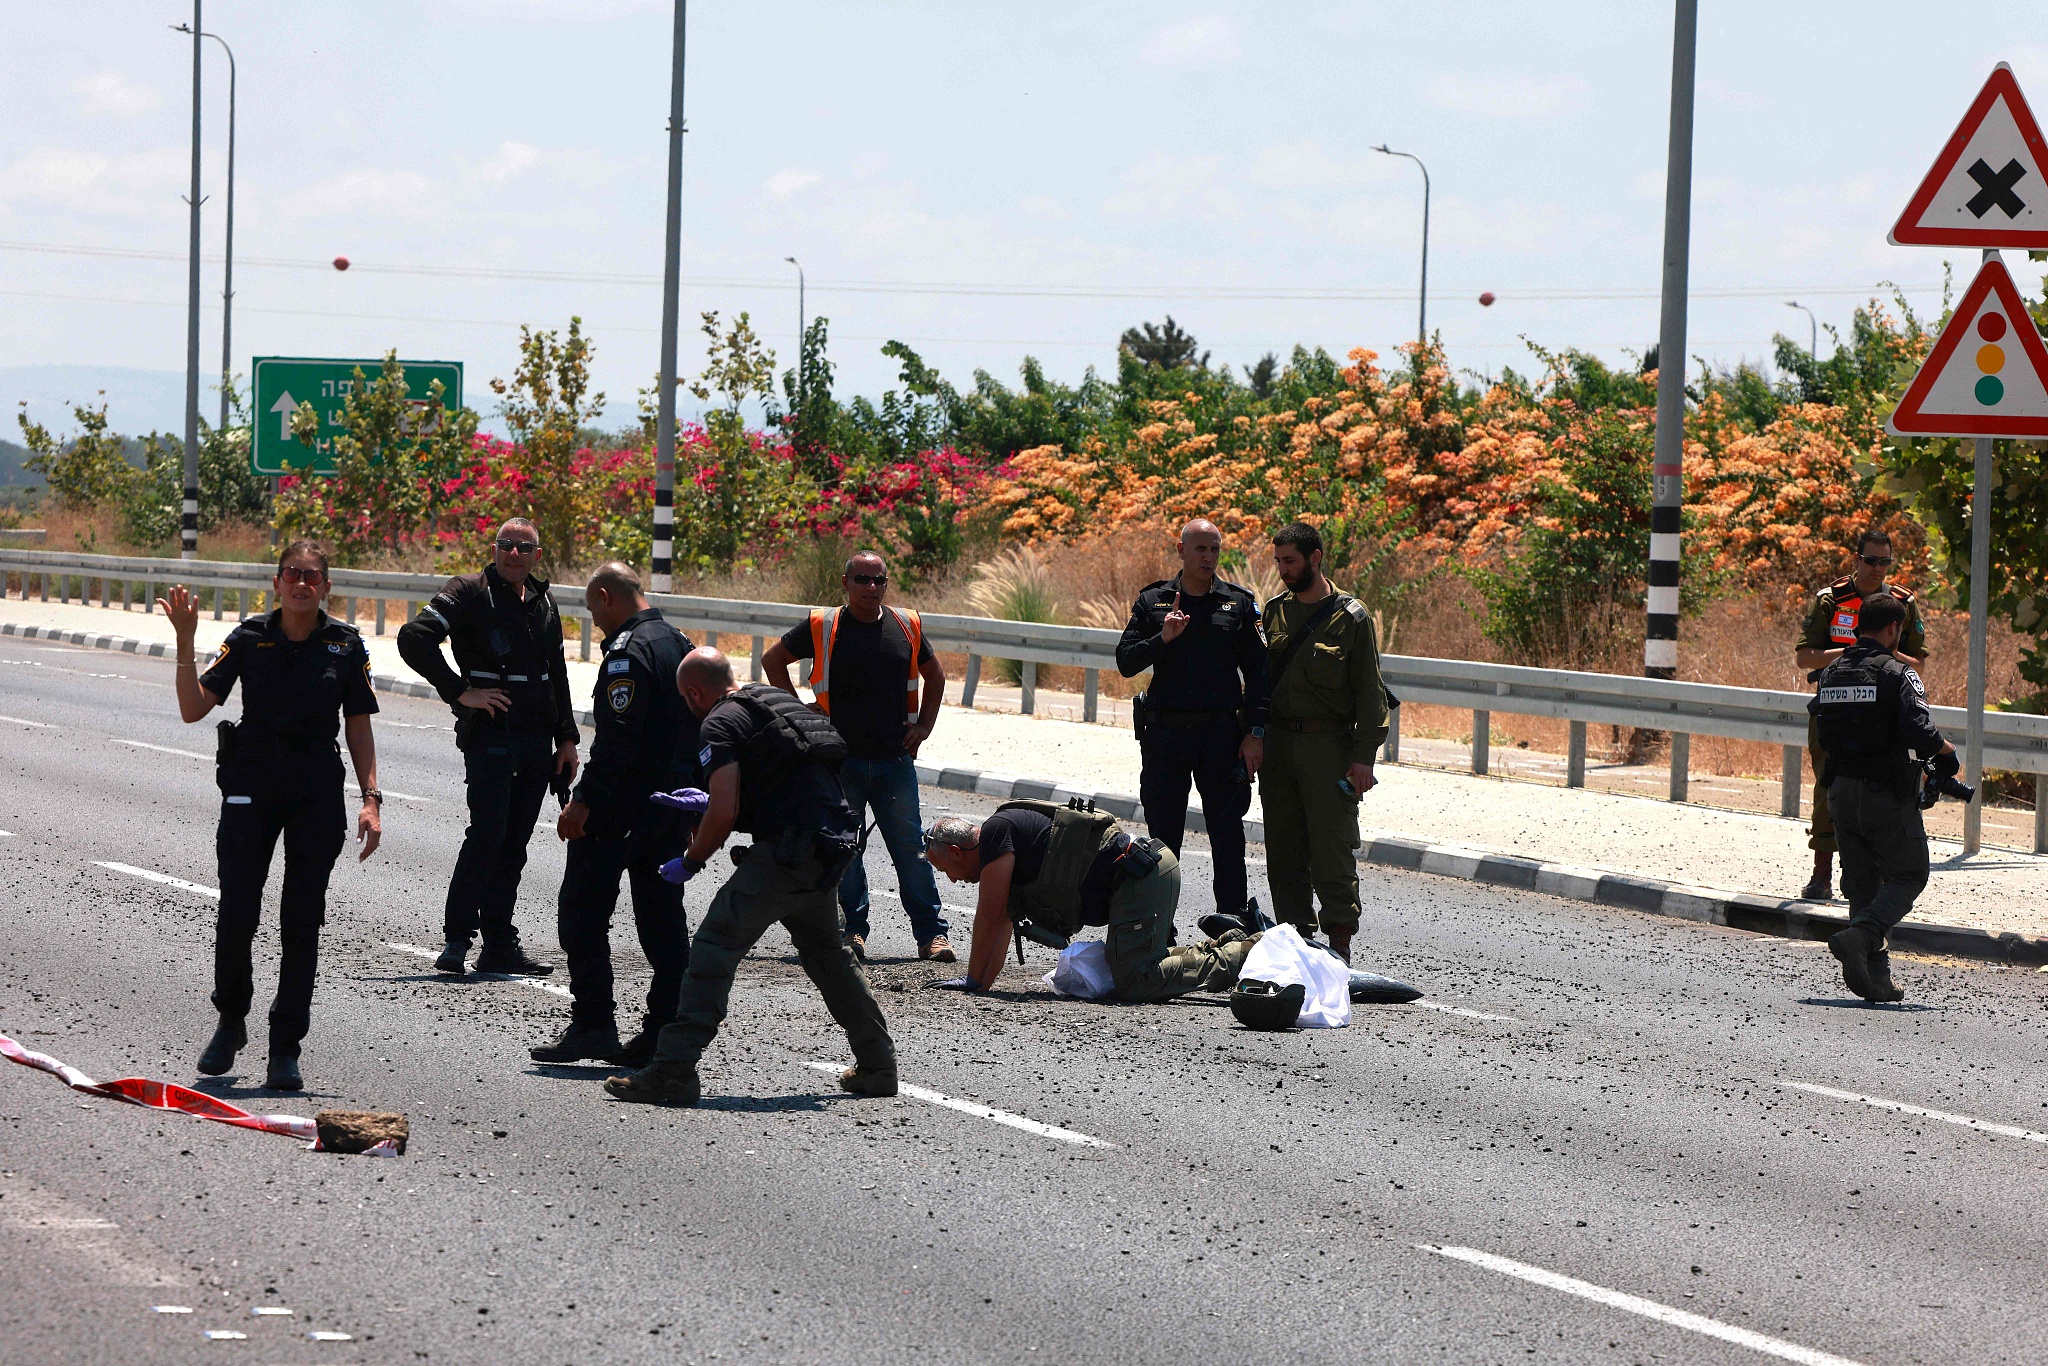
606,657,632,674
699,743,713,767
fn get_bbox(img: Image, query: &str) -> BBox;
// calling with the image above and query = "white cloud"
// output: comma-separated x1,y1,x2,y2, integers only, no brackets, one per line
1103,152,1240,222
1139,16,1239,67
5,145,187,217
278,168,434,219
1426,74,1588,118
764,167,822,198
1017,195,1068,220
1248,142,1398,188
476,140,542,183
72,71,160,117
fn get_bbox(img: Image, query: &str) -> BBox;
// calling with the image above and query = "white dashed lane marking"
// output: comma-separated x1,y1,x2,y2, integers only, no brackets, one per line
115,739,211,761
1424,1245,1868,1366
1409,1001,1525,1024
1778,1080,2048,1145
97,862,220,900
802,1060,1114,1148
0,714,54,728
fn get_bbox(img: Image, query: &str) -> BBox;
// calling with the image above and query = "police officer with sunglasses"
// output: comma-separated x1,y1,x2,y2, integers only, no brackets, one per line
398,518,580,977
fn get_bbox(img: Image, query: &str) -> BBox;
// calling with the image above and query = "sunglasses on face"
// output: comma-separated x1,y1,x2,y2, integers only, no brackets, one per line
497,539,540,554
278,566,327,585
1858,553,1894,567
849,574,888,587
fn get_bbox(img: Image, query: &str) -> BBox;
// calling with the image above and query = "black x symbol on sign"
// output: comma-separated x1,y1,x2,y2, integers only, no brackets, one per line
1966,157,2027,219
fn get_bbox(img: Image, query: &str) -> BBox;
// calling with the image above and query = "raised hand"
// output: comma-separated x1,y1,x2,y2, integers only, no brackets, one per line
157,584,201,643
1161,592,1191,643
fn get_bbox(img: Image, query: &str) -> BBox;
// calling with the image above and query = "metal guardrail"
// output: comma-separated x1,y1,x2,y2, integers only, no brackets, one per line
4,548,2044,852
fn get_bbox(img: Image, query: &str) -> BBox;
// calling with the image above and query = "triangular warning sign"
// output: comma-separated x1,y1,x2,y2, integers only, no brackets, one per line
1887,257,2048,438
1891,64,2048,247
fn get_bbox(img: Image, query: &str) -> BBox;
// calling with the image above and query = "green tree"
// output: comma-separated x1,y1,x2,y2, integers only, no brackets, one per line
684,310,811,569
492,317,607,577
1119,315,1209,371
16,398,140,510
127,384,270,546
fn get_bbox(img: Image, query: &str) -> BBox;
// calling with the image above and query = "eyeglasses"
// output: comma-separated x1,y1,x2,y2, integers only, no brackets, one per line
1858,553,1894,567
849,574,888,587
496,539,540,554
278,566,327,585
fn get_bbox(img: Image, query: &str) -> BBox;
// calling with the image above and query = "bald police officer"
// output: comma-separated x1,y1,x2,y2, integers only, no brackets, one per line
1257,522,1388,965
1117,519,1269,932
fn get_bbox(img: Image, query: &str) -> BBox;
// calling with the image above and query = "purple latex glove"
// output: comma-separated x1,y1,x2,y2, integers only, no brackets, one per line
658,856,699,886
650,787,711,814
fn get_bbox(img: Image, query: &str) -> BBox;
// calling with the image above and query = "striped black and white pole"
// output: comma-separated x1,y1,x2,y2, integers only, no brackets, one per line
1645,0,1695,679
649,0,686,593
179,0,204,561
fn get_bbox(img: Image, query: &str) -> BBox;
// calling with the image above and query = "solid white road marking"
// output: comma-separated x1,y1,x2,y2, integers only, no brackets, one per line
1424,1245,1868,1366
386,943,573,999
97,862,220,900
116,739,211,761
1409,1001,1525,1024
1778,1080,2048,1145
803,1060,1114,1148
0,714,54,728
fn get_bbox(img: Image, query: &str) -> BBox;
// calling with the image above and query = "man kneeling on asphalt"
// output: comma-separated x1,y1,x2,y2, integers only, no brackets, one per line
605,648,898,1108
920,803,1257,999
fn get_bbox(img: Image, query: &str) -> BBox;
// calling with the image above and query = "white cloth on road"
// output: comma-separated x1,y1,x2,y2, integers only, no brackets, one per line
1044,941,1115,1000
1239,925,1352,1028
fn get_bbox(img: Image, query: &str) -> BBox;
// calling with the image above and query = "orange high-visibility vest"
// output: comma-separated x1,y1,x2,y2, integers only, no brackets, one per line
808,606,923,725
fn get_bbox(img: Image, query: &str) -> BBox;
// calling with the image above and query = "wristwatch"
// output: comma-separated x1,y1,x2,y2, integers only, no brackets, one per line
361,788,383,804
681,855,706,877
1248,726,1266,739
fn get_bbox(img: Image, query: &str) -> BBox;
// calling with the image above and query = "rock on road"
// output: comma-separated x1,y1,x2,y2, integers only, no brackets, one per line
0,636,2043,1365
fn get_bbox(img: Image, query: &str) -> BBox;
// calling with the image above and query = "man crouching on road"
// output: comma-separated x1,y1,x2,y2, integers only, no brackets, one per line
920,803,1257,999
604,648,898,1108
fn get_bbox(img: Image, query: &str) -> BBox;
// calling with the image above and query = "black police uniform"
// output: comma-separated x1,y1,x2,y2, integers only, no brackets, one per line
648,685,894,1079
397,565,579,962
1115,574,1270,917
198,610,377,1065
1809,637,1944,963
547,607,698,1053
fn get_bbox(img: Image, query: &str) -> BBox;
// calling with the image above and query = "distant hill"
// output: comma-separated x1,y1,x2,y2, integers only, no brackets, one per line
1,365,190,439
0,437,30,486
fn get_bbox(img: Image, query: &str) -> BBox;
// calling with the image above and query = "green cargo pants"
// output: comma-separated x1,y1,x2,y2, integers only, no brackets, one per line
1259,727,1362,933
652,850,896,1073
1104,848,1256,1002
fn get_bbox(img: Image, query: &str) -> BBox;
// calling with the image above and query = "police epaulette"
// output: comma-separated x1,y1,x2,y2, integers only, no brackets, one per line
1826,575,1855,594
1893,585,1916,603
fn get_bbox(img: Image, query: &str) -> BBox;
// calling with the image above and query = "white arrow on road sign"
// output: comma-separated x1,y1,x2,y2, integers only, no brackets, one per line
1891,63,2048,248
269,390,298,442
1886,257,2048,438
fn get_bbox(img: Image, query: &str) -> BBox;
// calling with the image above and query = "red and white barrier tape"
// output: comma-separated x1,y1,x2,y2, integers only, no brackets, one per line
0,1033,396,1156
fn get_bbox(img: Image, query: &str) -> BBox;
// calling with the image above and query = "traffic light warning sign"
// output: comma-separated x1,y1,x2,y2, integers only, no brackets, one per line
1886,257,2048,438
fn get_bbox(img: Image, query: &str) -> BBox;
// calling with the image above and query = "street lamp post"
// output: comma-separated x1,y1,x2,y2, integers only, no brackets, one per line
174,22,235,431
1372,144,1430,351
651,0,687,593
1784,300,1817,358
1645,0,1697,681
179,0,204,560
784,255,805,413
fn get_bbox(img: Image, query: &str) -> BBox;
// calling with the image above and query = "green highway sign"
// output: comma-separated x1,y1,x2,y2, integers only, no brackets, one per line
249,356,464,477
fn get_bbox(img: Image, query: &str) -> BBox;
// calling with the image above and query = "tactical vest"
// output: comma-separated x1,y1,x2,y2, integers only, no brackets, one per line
731,683,848,793
1809,648,1897,772
1820,579,1911,646
996,799,1122,937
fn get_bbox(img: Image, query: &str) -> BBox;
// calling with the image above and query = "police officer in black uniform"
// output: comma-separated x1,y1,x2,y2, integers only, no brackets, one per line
1116,518,1269,929
603,647,896,1108
530,563,698,1067
397,517,579,977
163,541,383,1092
1808,594,1954,1004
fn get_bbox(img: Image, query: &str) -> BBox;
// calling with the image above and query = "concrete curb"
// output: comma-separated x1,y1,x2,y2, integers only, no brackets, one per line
16,620,2044,968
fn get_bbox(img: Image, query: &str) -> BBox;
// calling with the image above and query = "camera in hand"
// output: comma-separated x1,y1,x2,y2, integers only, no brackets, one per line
1918,750,1975,810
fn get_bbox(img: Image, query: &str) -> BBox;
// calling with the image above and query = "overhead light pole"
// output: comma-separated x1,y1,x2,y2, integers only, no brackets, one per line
174,21,236,430
1372,143,1431,352
179,0,204,560
784,255,805,413
1644,0,1697,681
1784,299,1817,358
651,0,687,593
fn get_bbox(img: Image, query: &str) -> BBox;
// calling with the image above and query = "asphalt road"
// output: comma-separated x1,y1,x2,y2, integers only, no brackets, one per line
2,635,2046,1366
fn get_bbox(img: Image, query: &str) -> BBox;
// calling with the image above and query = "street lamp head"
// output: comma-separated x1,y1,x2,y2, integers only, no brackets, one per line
1785,300,1801,310
171,21,192,31
1372,144,1392,155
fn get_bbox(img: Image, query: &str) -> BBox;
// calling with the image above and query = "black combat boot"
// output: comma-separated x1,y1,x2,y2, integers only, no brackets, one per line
529,1019,623,1064
196,1017,246,1076
1829,924,1880,1000
1866,946,1905,1004
1801,852,1833,902
475,939,554,976
838,1063,899,1098
614,1016,670,1068
433,939,470,975
264,1041,303,1092
603,1061,700,1106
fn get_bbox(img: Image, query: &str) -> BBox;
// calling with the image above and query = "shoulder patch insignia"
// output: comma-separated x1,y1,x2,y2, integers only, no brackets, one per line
606,657,632,674
698,743,713,768
1906,668,1926,697
327,641,347,654
607,679,636,714
1341,599,1369,623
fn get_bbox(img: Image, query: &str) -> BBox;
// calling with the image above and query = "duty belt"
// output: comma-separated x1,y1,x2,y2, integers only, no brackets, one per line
1151,708,1236,727
1270,718,1354,734
467,670,551,684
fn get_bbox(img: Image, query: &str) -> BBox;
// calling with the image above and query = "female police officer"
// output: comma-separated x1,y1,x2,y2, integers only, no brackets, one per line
160,540,383,1091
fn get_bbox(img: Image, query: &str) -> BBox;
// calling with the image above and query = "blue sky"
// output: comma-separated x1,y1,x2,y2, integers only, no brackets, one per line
5,1,2047,435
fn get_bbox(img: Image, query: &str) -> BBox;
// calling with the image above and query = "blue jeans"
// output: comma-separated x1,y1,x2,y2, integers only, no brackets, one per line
837,756,949,944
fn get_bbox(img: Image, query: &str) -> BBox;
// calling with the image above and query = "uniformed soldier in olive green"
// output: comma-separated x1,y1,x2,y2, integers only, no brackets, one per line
1258,522,1389,963
1793,527,1926,902
921,803,1257,1000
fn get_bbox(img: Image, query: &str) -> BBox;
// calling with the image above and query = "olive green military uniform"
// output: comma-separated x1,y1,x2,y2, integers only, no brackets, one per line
1260,590,1390,933
1797,579,1926,853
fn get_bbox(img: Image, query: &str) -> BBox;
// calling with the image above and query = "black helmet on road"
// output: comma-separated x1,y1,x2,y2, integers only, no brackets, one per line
1229,978,1305,1031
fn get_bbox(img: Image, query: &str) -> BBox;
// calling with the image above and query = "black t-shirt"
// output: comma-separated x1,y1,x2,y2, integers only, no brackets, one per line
698,693,856,840
200,610,379,746
778,609,936,761
978,809,1120,926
